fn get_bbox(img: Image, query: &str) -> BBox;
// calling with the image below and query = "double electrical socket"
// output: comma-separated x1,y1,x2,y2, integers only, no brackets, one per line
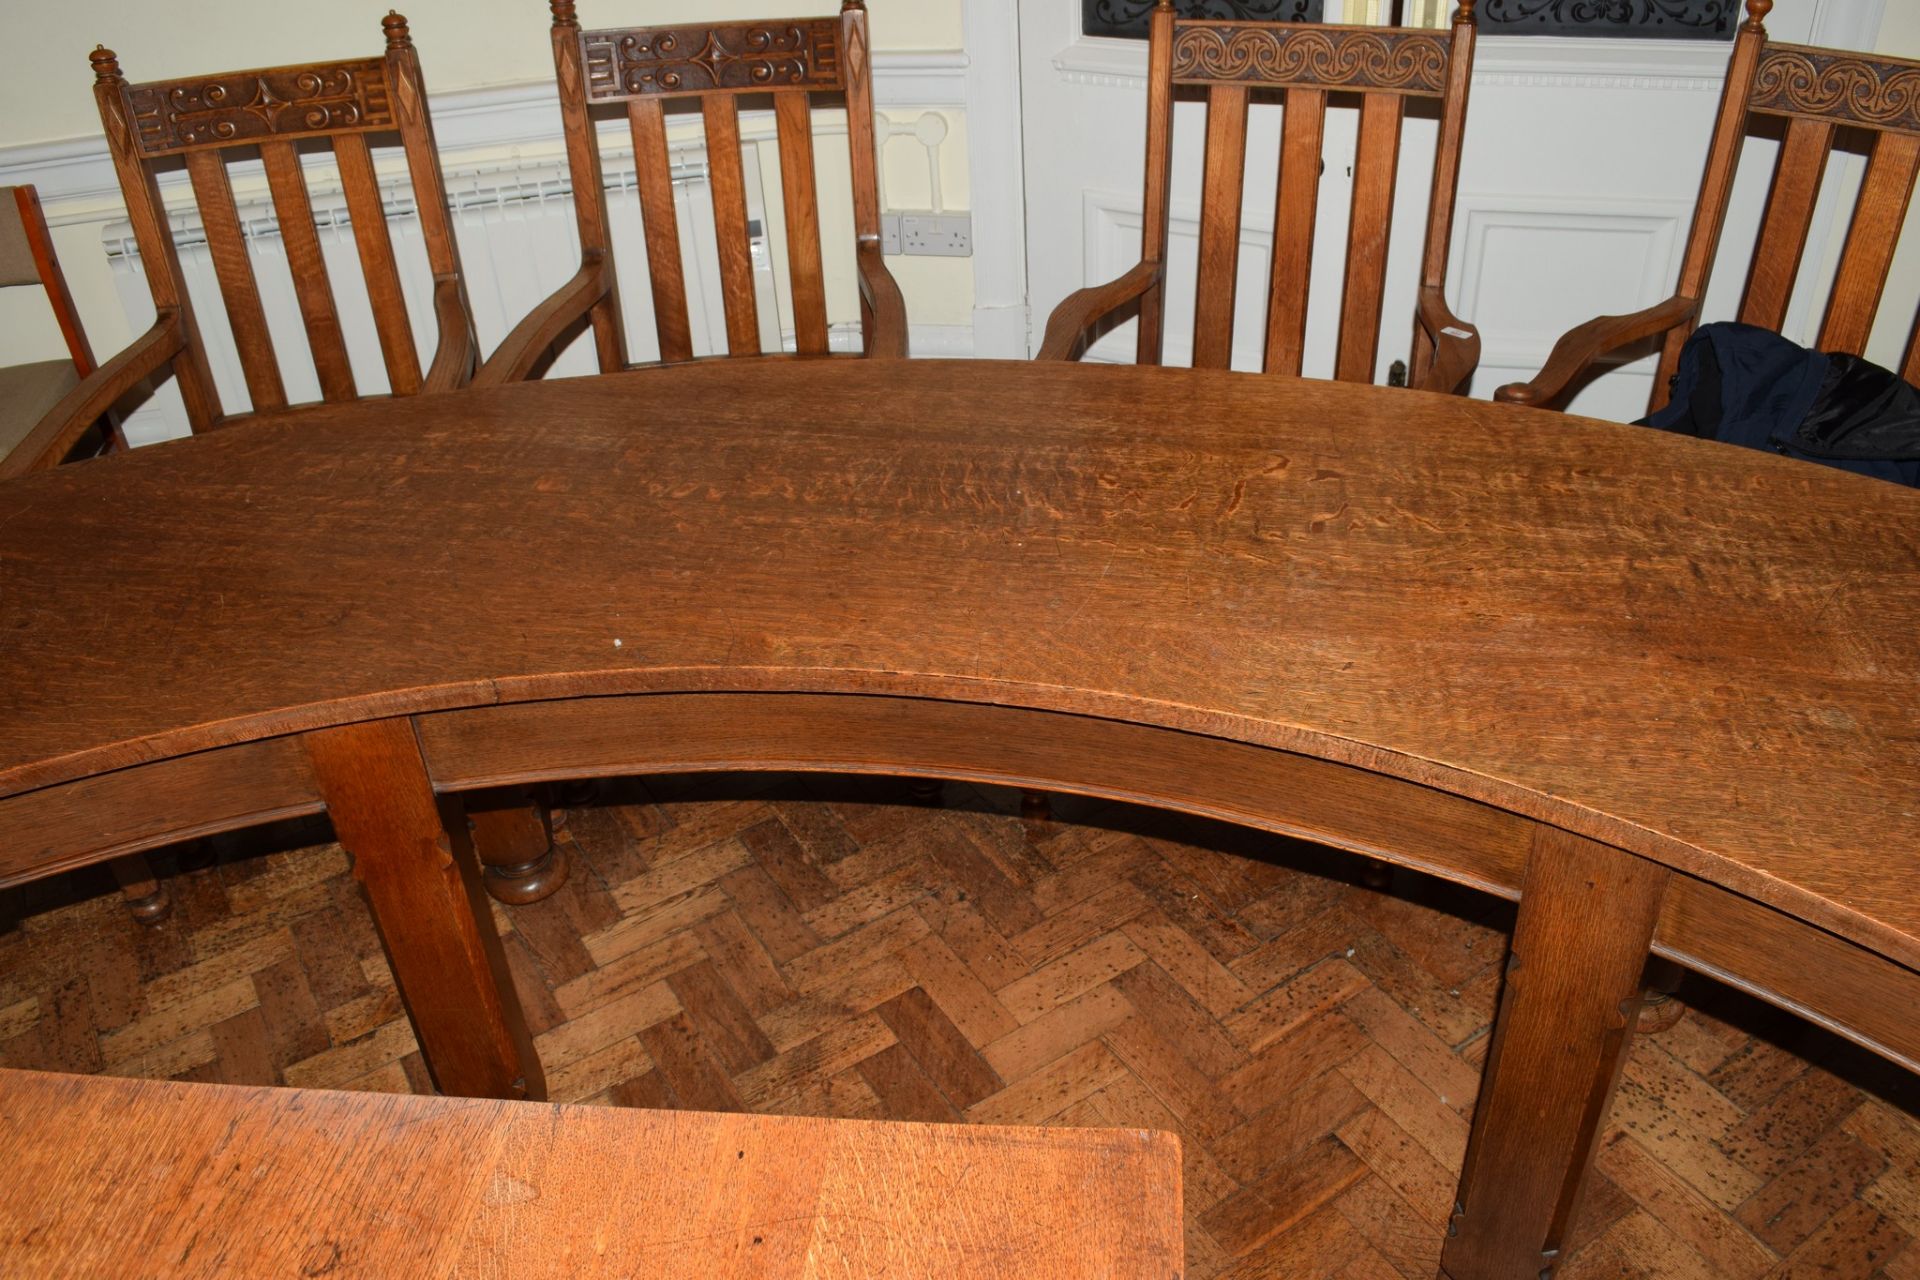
880,212,973,258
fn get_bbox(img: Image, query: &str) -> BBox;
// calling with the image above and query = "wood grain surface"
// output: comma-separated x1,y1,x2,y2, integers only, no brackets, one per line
2,360,1915,972
0,1066,1182,1277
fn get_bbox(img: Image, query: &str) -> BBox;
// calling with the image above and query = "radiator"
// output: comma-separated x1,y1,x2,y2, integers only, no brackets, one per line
106,147,789,440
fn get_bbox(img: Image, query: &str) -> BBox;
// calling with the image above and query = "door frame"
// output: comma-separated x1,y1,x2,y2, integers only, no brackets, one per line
964,0,1031,358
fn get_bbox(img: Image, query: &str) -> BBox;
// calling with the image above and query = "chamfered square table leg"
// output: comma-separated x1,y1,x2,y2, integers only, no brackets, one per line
1442,825,1670,1279
303,717,545,1102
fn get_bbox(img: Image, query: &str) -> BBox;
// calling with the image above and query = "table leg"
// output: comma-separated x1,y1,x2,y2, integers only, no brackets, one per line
108,853,171,925
304,718,545,1102
1441,825,1669,1280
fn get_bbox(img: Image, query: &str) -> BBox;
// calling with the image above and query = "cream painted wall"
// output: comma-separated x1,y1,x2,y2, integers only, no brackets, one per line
1877,4,1920,56
0,0,962,148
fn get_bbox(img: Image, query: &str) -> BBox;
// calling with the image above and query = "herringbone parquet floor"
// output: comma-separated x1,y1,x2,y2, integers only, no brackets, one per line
3,773,1917,1278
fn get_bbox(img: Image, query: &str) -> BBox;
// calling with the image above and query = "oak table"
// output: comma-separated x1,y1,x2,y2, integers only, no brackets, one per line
2,360,1916,1280
0,1067,1182,1276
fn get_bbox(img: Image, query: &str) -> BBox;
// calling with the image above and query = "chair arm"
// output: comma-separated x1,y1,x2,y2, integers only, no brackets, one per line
0,312,185,479
1494,295,1699,409
1036,262,1163,362
423,274,478,394
474,254,612,388
856,241,909,358
1413,286,1481,397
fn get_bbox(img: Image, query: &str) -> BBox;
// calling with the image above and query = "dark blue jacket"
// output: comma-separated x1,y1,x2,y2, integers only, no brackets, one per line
1642,322,1920,487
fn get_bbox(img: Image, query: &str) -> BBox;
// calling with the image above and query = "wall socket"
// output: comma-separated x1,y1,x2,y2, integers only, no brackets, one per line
880,212,972,258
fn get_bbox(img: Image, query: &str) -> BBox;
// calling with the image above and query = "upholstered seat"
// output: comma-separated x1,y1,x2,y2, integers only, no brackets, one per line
0,359,79,460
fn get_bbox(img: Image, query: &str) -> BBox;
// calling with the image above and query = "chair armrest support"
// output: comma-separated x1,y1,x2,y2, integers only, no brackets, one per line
475,254,612,388
423,275,478,395
1413,286,1481,397
1,312,185,479
856,241,909,358
1037,262,1163,362
1495,295,1699,409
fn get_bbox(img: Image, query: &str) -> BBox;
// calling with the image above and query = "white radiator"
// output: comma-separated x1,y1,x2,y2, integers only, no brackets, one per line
106,147,789,441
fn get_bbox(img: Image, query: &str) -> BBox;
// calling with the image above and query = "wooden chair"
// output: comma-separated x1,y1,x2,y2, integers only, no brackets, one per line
1498,0,1920,413
0,185,172,923
475,0,907,384
4,11,477,477
1038,0,1481,395
0,186,121,473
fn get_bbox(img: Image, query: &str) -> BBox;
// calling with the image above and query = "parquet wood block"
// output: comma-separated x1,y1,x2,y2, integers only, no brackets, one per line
2,775,1917,1277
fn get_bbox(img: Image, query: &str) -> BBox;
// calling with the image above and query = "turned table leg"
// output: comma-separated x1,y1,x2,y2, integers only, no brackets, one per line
304,718,545,1102
1442,825,1669,1280
108,853,171,925
466,786,568,905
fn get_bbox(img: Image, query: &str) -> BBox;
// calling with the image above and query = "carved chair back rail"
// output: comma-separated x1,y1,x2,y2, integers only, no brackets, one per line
1721,44,1920,379
87,12,474,430
475,0,904,383
1038,0,1480,397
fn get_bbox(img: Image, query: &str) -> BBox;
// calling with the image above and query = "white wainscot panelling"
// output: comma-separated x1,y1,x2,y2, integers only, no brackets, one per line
1454,195,1694,421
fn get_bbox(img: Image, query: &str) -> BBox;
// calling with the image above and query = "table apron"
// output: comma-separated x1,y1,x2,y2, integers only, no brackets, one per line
2,689,1913,1074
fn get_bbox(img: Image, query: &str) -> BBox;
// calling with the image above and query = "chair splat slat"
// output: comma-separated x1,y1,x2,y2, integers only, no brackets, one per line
261,142,356,403
775,91,830,356
1336,93,1403,384
335,134,422,396
703,96,761,357
628,99,693,363
1194,86,1250,371
1819,130,1920,356
1739,118,1833,332
1264,88,1325,377
184,150,287,413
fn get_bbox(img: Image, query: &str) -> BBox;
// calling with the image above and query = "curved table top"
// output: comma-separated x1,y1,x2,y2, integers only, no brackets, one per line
2,360,1916,968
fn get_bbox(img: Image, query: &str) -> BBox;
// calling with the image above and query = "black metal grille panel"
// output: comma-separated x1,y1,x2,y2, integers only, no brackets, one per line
1084,1,1322,40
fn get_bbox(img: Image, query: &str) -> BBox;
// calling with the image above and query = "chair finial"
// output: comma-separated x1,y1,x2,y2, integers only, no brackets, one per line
1455,0,1476,23
1743,0,1771,31
841,0,866,10
551,0,578,27
383,10,412,48
1155,0,1174,9
90,45,122,83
